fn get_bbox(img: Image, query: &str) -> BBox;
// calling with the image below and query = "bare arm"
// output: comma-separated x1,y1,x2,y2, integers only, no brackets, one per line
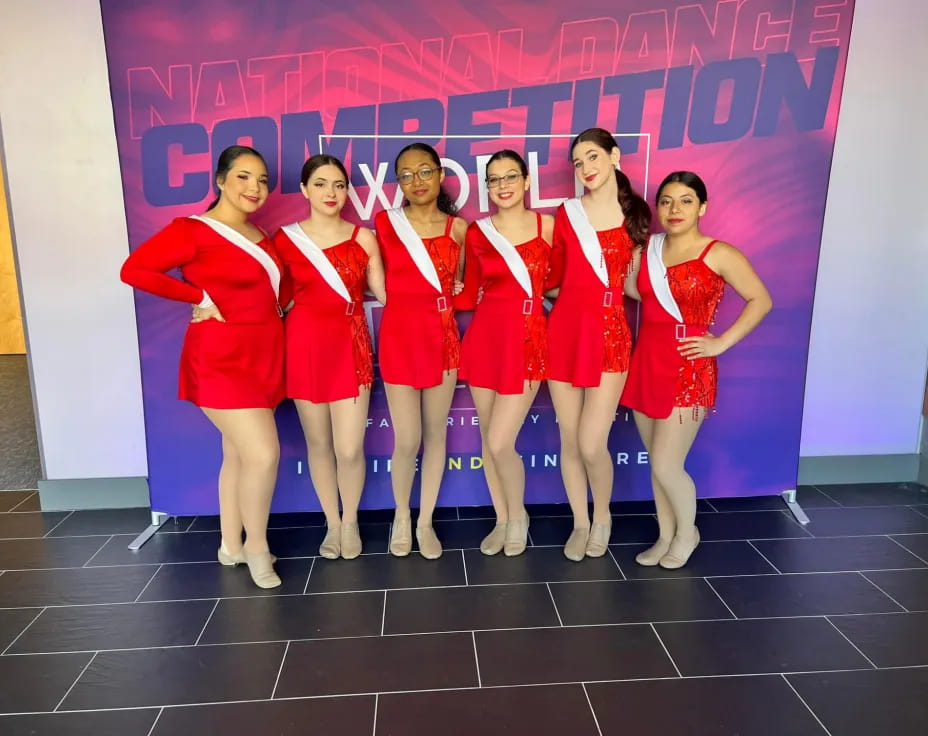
678,242,773,359
624,246,642,301
356,227,386,305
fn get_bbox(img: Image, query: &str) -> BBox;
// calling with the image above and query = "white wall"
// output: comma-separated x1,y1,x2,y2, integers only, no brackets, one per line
800,0,928,457
0,0,924,488
0,0,148,480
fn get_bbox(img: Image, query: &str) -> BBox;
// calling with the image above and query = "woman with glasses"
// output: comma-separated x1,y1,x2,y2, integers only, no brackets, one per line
373,143,467,559
546,128,651,561
273,154,386,561
457,150,554,556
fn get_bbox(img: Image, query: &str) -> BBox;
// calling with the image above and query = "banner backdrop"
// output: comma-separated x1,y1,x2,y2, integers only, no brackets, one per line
101,0,854,514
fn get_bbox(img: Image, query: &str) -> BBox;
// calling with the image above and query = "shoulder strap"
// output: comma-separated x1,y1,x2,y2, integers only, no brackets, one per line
351,225,361,241
698,239,718,261
535,212,542,238
444,215,454,237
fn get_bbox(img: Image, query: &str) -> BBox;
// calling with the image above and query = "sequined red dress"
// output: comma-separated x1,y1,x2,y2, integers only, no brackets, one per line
622,240,726,418
547,204,635,387
274,225,374,403
458,214,552,394
374,209,461,389
120,217,287,409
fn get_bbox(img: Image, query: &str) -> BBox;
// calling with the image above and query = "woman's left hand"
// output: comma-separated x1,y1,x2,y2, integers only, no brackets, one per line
452,279,464,296
678,334,724,359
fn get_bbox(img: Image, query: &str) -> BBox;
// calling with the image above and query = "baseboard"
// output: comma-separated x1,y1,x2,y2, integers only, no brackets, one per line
37,477,150,511
798,454,921,486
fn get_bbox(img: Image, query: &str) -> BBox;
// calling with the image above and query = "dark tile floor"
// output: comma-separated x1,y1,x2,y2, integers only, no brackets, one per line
0,482,926,734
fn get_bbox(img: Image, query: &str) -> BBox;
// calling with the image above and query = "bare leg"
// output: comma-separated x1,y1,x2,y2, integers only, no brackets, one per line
649,408,705,568
632,410,676,565
202,408,281,587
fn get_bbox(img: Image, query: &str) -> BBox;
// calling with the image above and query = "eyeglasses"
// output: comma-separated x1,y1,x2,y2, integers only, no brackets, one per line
486,172,523,189
397,167,437,186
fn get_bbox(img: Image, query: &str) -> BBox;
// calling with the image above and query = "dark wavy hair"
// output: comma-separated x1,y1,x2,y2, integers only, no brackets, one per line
486,148,528,177
300,154,349,187
206,145,267,211
656,171,708,204
569,128,651,247
394,142,458,216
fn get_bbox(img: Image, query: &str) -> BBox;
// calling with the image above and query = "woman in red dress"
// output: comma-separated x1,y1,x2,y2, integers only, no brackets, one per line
623,171,771,568
374,143,467,560
120,145,286,589
546,128,651,561
274,154,386,561
458,149,554,557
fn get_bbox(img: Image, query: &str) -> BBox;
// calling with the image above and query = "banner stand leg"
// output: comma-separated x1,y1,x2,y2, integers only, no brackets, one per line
128,511,170,551
781,489,810,525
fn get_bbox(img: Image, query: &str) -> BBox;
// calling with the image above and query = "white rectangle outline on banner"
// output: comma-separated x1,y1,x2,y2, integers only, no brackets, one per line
318,133,651,199
318,133,651,410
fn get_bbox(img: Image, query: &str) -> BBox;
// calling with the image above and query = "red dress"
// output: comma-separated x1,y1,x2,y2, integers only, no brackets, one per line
274,225,374,403
622,240,726,418
458,214,552,394
547,204,635,387
120,216,287,409
374,209,462,389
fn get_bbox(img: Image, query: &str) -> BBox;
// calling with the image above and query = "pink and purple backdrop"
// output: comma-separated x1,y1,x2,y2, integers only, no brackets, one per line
101,0,854,514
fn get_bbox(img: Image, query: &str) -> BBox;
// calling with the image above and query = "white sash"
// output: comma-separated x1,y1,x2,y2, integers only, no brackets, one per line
475,217,533,298
646,233,684,322
385,207,443,293
188,215,280,298
280,223,352,303
563,198,608,287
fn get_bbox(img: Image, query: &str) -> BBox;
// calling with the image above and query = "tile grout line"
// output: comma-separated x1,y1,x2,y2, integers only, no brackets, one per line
822,616,878,669
302,557,317,595
581,682,605,736
812,485,842,506
193,599,221,645
53,651,98,711
910,505,928,520
380,590,387,636
7,491,38,512
134,564,164,603
746,540,783,573
703,578,739,619
704,499,719,512
42,511,75,538
145,707,164,736
461,549,469,586
1,606,46,655
545,583,564,626
372,692,379,736
4,666,926,718
471,631,482,687
606,545,627,579
885,535,928,566
270,640,291,699
649,623,682,677
82,535,115,568
856,571,910,613
781,674,834,736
